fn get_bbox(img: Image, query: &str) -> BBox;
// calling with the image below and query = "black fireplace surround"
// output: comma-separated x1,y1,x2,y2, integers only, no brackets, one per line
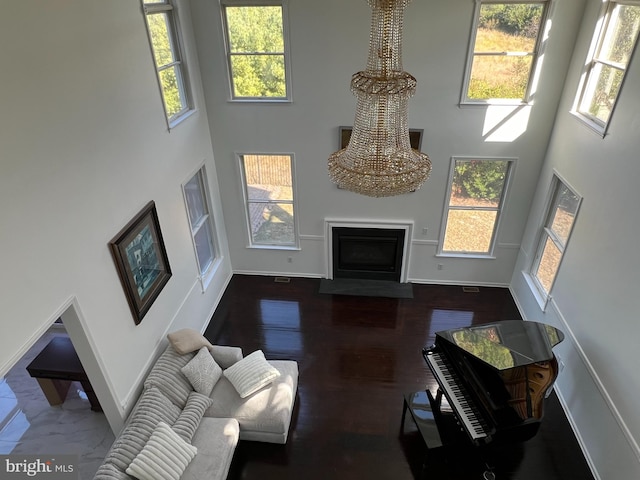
332,227,405,282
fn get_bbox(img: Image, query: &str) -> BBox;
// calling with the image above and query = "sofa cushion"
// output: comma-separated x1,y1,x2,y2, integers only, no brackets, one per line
207,360,298,440
144,345,195,408
167,328,214,355
93,462,132,480
181,417,239,480
181,347,222,396
223,350,281,398
126,421,197,480
172,391,214,443
107,387,182,472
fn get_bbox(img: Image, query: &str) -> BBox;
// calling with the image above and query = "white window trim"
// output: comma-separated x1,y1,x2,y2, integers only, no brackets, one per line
182,164,221,292
526,172,582,308
571,0,640,136
437,156,516,258
219,0,293,102
522,270,553,311
142,0,195,129
460,0,552,106
238,153,300,250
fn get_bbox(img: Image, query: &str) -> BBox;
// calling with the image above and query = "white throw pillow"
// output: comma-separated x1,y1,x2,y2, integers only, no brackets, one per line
125,421,197,480
181,346,222,396
223,350,281,398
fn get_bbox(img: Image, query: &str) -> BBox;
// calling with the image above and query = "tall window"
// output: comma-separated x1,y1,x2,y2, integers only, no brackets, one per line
529,176,581,301
575,1,640,133
142,0,192,125
462,1,549,103
239,154,297,247
221,0,291,100
183,167,218,287
439,158,513,255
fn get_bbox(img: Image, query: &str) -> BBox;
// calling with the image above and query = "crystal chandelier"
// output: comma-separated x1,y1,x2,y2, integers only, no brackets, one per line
328,0,431,197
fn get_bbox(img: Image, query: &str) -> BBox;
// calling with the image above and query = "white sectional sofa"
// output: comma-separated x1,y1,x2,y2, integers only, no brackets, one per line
94,329,299,480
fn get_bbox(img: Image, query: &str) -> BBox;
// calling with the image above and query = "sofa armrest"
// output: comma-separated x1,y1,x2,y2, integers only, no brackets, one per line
209,345,243,369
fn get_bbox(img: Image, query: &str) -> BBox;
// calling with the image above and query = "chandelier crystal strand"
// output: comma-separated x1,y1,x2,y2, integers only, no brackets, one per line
328,0,431,197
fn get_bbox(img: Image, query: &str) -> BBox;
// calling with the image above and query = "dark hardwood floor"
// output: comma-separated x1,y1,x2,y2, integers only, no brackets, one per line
204,275,594,480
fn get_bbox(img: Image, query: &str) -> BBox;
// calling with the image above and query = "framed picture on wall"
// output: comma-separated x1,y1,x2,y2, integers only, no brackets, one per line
109,201,172,325
338,126,424,150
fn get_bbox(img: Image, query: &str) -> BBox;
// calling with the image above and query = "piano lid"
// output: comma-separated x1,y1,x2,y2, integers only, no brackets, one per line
435,320,564,371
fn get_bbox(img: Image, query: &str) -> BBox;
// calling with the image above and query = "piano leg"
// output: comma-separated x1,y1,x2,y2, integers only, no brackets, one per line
435,387,443,405
483,468,496,480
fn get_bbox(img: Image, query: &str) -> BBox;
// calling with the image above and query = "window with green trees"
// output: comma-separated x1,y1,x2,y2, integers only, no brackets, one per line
462,1,549,102
576,1,640,133
221,1,290,100
142,0,192,125
439,158,513,255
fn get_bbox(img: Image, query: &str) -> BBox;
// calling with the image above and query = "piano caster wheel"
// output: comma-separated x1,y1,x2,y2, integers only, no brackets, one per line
482,470,496,480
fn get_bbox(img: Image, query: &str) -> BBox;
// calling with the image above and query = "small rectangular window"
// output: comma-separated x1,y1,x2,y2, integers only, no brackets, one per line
439,158,513,256
221,1,291,100
575,1,640,133
239,154,298,247
529,176,581,299
462,1,549,103
183,167,219,286
142,0,193,126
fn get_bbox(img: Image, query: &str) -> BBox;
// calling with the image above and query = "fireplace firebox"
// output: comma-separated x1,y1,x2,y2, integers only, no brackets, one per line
332,227,405,282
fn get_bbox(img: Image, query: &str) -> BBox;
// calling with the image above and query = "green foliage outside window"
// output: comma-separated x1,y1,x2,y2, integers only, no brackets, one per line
225,6,287,98
584,5,640,122
602,5,640,64
478,3,543,38
147,13,174,66
453,160,508,202
468,3,544,100
146,8,188,119
158,67,184,117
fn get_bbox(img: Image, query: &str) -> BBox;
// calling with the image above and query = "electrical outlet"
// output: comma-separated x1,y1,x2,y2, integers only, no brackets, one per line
437,264,443,270
287,257,293,263
422,227,428,235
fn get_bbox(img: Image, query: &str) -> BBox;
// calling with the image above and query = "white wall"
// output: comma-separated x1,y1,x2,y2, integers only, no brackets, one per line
511,0,640,478
190,0,583,286
0,0,232,433
5,2,636,478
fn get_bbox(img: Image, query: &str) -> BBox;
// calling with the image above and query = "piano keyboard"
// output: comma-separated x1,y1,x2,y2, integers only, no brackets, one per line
425,351,490,442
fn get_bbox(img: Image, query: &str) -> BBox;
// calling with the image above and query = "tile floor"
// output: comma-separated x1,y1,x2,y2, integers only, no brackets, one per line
0,328,114,479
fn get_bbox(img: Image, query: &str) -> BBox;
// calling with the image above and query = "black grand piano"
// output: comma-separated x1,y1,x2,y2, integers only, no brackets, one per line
416,320,564,477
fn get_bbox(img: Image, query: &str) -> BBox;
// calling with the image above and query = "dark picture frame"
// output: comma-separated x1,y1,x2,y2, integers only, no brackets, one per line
109,201,172,325
338,126,424,150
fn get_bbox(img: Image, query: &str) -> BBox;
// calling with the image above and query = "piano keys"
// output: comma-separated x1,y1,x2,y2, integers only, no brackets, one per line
425,351,492,443
422,320,564,447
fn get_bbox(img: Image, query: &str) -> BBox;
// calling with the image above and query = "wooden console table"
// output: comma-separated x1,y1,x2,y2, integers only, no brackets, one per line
26,336,102,412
